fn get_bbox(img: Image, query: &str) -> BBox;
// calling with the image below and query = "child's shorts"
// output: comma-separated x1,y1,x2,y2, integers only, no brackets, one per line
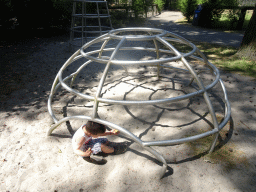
81,138,108,154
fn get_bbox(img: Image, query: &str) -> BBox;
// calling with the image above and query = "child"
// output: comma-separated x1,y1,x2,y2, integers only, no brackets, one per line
72,121,126,161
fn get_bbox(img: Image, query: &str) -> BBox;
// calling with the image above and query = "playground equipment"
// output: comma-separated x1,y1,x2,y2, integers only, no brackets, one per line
70,0,113,47
48,28,231,178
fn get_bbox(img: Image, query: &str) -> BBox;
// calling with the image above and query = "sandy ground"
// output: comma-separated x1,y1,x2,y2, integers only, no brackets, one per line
1,12,256,192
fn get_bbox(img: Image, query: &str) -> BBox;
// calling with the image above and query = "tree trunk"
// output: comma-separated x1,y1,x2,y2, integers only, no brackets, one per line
236,4,256,61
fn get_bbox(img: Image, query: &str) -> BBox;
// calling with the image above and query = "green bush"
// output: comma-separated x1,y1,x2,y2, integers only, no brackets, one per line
132,0,145,18
0,0,13,28
154,0,165,12
0,0,73,29
200,0,239,27
51,0,73,27
177,0,239,28
177,0,198,22
131,0,164,18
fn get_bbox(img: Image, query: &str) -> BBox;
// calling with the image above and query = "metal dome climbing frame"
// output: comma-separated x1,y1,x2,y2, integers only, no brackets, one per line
48,28,231,178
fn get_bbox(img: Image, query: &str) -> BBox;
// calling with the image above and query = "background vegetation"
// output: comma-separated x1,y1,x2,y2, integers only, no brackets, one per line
176,0,255,30
177,0,239,26
0,0,254,31
0,0,166,30
170,40,256,78
1,0,255,96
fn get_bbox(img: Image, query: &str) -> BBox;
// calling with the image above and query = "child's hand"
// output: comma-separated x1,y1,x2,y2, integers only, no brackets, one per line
85,148,92,156
111,129,119,135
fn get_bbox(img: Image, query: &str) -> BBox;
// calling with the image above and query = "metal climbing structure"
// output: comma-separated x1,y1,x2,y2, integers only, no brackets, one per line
48,28,231,178
70,0,113,47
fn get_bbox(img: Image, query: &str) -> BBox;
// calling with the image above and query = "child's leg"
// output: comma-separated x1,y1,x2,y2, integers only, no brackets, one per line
89,138,112,154
101,144,114,154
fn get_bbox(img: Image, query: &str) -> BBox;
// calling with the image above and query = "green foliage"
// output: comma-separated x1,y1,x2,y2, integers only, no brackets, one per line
0,0,73,29
119,0,129,4
51,0,73,26
177,0,198,22
214,9,240,29
0,0,14,27
154,0,165,12
176,0,239,27
131,0,164,18
192,40,256,78
200,0,239,26
132,0,146,18
52,0,73,14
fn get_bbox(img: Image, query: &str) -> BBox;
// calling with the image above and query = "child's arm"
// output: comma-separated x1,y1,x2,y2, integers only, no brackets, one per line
74,148,92,157
101,129,120,136
73,136,92,157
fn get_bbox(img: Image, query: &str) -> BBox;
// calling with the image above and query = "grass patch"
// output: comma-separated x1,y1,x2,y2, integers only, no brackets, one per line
214,56,256,77
189,41,256,78
156,36,256,78
186,114,249,171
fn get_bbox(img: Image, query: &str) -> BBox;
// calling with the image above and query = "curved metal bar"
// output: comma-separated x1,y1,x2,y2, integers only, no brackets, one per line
187,55,220,88
71,38,111,92
96,89,202,105
165,31,197,47
48,93,58,123
98,38,111,58
54,58,92,97
94,69,221,104
162,37,197,59
108,27,167,40
47,116,143,145
81,47,183,65
143,146,168,179
217,79,231,130
157,36,219,153
47,114,167,178
187,50,221,152
86,46,196,59
92,37,127,118
81,33,110,50
48,49,81,123
59,74,95,101
48,65,88,125
196,46,212,64
70,60,92,87
209,133,220,153
148,31,161,78
143,128,218,147
49,59,220,110
184,56,219,130
210,78,231,153
188,70,205,86
57,50,98,102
